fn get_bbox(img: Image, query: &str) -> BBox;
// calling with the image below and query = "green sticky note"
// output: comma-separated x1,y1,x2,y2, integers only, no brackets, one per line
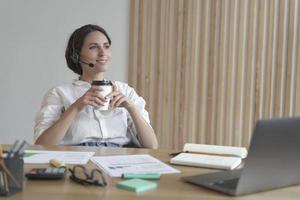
122,173,161,180
117,178,157,192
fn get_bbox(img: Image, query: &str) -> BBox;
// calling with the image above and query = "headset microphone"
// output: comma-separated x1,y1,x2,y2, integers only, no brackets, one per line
79,60,94,68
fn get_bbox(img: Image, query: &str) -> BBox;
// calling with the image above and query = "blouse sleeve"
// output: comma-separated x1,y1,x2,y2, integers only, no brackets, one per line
34,88,64,142
121,83,151,147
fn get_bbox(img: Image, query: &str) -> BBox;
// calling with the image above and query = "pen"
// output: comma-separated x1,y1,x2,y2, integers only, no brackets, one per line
0,172,3,191
2,172,9,193
15,140,28,156
7,140,19,158
0,147,9,194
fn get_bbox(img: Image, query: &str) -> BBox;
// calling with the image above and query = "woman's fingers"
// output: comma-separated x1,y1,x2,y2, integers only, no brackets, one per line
89,101,100,108
84,98,105,109
105,82,118,100
93,96,106,106
105,91,119,100
112,81,118,92
77,86,109,110
83,90,107,108
91,92,106,102
114,96,127,107
90,86,108,101
110,93,123,107
81,84,131,109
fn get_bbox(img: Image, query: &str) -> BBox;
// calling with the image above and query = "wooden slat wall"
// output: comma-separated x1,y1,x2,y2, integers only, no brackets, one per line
129,0,300,150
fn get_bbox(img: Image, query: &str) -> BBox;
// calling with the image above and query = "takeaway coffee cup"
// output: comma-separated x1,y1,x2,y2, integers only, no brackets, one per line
92,80,113,110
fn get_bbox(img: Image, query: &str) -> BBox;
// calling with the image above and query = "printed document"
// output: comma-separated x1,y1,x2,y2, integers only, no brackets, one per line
91,154,180,177
23,150,95,164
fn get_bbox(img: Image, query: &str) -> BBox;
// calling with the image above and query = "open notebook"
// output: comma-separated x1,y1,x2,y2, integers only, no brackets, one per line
170,143,248,170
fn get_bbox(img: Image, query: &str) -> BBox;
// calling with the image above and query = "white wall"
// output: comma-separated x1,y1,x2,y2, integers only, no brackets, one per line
0,0,130,144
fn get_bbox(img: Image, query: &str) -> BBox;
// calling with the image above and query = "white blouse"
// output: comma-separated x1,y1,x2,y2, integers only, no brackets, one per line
34,80,151,146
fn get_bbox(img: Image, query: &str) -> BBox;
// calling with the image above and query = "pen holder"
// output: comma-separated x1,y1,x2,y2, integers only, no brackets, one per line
0,155,23,196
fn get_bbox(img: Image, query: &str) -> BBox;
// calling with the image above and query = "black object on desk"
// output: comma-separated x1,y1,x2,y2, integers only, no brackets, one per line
25,167,66,180
0,151,24,196
0,141,28,196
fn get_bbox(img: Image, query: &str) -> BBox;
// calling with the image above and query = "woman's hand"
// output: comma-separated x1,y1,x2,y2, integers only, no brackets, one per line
105,82,134,110
73,86,108,111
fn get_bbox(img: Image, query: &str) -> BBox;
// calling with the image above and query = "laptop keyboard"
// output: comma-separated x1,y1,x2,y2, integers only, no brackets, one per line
213,178,239,189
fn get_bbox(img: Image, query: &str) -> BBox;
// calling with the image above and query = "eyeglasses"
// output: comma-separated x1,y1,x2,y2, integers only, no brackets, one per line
69,165,107,187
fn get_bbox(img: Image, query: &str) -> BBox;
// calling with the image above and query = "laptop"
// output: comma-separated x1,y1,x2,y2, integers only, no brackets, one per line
183,117,300,196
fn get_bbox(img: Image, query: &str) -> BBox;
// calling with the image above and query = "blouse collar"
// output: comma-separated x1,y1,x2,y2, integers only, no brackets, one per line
72,79,91,87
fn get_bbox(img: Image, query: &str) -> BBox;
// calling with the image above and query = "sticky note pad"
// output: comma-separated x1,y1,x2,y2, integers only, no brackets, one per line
122,173,161,180
117,178,157,192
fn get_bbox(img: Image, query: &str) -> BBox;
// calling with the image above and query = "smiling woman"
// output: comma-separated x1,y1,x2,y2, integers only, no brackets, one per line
34,24,158,149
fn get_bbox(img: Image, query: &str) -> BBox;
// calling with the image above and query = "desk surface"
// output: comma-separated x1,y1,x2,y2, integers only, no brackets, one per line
2,145,299,200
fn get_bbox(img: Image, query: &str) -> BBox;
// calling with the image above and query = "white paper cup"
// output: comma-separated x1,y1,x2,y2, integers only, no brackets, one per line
92,80,113,111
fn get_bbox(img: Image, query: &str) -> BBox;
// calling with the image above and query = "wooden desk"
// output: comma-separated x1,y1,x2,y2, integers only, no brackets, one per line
2,145,300,200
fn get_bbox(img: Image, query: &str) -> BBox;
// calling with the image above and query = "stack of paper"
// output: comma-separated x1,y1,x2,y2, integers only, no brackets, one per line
23,150,95,164
170,144,248,170
91,154,180,177
170,153,241,170
183,143,248,158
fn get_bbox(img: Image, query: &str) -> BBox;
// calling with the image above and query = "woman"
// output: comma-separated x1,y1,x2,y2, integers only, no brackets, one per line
34,24,158,149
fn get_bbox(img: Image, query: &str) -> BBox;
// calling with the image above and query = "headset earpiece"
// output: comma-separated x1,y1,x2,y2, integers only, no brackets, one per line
70,33,80,64
70,32,94,68
71,51,80,63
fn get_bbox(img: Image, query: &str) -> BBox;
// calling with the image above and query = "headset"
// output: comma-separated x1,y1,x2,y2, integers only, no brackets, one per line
70,33,94,68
